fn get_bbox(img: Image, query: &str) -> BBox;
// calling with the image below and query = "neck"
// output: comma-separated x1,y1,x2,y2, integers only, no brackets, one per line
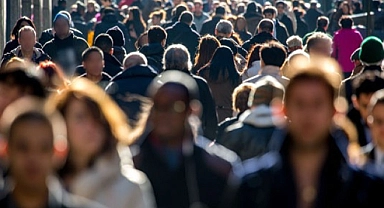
195,11,202,16
12,183,48,208
86,73,102,83
290,136,329,155
57,32,70,40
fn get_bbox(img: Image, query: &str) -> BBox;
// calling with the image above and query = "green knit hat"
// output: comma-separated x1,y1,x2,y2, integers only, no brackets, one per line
359,36,384,65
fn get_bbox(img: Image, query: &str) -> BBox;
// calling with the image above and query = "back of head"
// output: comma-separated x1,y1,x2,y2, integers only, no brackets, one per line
260,41,287,68
286,35,303,49
248,76,285,107
263,6,277,16
339,16,353,29
106,26,125,47
246,2,257,14
317,16,329,29
232,83,254,113
220,38,238,55
94,33,113,53
148,26,167,44
123,51,148,69
215,19,233,36
163,44,191,71
359,36,384,66
258,19,274,33
352,71,384,99
215,5,226,16
179,11,194,25
306,32,332,54
173,4,188,19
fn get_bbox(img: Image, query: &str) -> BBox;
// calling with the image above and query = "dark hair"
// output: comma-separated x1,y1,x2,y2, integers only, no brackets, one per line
172,4,189,20
339,15,353,29
82,46,104,62
352,71,384,98
179,11,193,24
124,6,147,38
340,1,352,15
106,26,125,47
317,16,329,28
203,46,240,85
9,111,53,144
215,5,226,15
148,26,167,43
103,7,115,15
11,16,36,39
260,41,287,67
275,1,286,8
94,33,113,52
263,6,277,15
292,0,300,8
193,35,221,74
232,83,253,113
0,69,46,98
258,19,274,33
245,2,257,14
247,44,262,68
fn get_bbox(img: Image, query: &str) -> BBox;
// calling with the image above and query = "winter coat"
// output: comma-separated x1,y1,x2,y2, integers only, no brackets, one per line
198,66,241,123
242,32,279,53
2,39,42,56
278,13,294,36
200,15,224,36
106,65,158,123
39,28,85,46
93,14,130,51
332,28,363,73
304,8,323,32
193,13,210,33
238,133,384,208
218,105,279,161
0,177,107,208
42,32,89,76
139,43,165,73
166,22,200,61
243,12,263,36
236,30,252,43
1,46,51,68
103,52,123,77
243,65,290,88
68,145,155,208
133,131,241,208
274,19,289,46
241,60,261,81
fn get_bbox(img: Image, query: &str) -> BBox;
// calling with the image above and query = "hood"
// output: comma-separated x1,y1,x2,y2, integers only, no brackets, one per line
113,64,158,80
139,43,164,56
102,14,118,23
10,46,45,59
239,105,276,127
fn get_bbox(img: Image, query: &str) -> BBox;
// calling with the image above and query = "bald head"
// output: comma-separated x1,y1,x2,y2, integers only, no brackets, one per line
123,52,148,70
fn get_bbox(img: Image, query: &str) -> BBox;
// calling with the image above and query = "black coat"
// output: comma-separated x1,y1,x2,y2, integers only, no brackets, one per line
133,133,240,208
39,28,85,46
42,33,89,76
74,52,122,77
139,43,165,73
304,8,324,32
106,65,158,123
275,19,289,45
242,32,279,52
2,39,42,56
166,22,200,62
1,46,51,68
238,134,384,208
93,14,130,51
200,16,224,36
347,107,369,147
278,14,294,36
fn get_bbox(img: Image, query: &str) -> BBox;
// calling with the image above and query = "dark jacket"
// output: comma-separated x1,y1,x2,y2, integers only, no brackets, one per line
274,19,289,46
200,15,224,36
139,43,165,73
133,132,240,208
243,13,263,36
236,30,252,43
238,133,384,208
112,46,127,64
75,54,121,77
295,15,309,38
217,106,278,161
2,39,42,56
42,32,89,76
39,28,85,46
216,115,240,142
72,15,89,39
302,27,332,45
106,65,158,123
360,143,384,178
278,13,294,36
93,14,130,51
242,32,279,53
78,72,112,89
1,46,51,68
347,107,370,147
166,22,200,62
304,8,324,32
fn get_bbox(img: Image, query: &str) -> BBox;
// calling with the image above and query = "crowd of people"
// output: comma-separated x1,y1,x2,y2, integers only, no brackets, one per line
1,0,384,207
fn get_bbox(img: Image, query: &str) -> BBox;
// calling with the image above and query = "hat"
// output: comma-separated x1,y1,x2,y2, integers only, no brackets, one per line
53,13,70,25
359,36,384,65
350,48,360,61
106,26,125,47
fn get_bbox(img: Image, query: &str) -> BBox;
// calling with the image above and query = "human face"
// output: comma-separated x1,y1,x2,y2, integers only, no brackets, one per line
285,80,335,148
83,52,104,77
87,3,95,12
0,84,23,118
194,3,203,14
369,104,384,150
18,30,36,52
264,12,275,20
151,85,190,142
342,4,349,14
354,93,373,124
8,120,53,189
309,40,332,57
64,99,106,159
236,18,246,31
129,24,137,39
276,4,285,14
152,16,161,25
53,18,70,39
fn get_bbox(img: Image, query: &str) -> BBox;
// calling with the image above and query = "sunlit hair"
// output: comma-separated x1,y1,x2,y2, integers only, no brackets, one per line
193,35,221,73
232,83,253,113
3,57,27,71
37,61,69,91
46,78,145,147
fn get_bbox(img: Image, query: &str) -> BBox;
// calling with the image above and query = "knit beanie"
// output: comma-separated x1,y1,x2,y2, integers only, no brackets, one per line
53,13,70,26
106,26,125,47
359,36,384,65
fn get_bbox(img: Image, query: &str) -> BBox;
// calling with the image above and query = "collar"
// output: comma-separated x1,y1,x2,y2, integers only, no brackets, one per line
260,65,281,76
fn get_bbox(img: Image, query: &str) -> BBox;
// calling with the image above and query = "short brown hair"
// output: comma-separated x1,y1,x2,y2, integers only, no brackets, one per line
232,83,253,113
